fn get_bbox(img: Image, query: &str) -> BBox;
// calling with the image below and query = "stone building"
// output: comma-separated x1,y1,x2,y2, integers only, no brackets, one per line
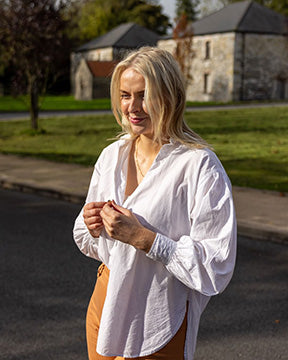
74,60,117,100
158,0,288,102
71,23,159,99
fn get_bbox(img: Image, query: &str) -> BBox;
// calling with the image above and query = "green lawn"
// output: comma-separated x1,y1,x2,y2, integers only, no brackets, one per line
0,107,287,192
0,95,112,111
0,94,283,112
0,95,247,112
185,108,288,192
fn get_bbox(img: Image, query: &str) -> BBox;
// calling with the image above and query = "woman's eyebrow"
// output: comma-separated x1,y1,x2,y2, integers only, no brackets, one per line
120,90,145,94
120,90,145,95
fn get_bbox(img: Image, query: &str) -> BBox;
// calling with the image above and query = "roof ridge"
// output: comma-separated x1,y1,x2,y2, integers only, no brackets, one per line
235,0,253,30
191,0,253,34
76,22,136,52
114,23,137,47
194,3,230,23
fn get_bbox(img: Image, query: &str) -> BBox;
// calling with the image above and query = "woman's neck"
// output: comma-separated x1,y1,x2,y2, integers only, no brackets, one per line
136,135,161,157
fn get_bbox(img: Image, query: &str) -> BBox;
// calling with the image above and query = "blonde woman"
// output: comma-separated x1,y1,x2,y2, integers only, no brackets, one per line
73,47,237,360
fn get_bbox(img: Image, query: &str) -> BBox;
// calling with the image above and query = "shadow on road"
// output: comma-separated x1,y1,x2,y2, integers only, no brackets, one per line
0,189,287,359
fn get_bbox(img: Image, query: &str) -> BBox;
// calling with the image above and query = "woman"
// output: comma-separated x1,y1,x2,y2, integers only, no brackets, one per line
73,47,237,360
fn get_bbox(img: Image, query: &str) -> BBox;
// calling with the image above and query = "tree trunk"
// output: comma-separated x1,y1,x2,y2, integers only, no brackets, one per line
29,80,39,130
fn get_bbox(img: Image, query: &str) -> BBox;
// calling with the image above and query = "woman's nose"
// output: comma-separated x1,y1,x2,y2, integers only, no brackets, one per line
128,97,141,112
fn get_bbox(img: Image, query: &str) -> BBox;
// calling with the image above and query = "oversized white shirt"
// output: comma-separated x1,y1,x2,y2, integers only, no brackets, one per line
73,137,237,359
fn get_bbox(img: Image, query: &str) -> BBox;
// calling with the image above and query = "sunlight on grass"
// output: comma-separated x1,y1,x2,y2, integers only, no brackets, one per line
0,95,111,111
0,107,287,192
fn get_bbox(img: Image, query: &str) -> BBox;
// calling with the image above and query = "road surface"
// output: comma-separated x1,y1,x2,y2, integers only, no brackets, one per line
0,189,287,359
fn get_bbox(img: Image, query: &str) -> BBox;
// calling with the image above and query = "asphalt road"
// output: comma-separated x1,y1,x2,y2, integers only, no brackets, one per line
0,189,287,360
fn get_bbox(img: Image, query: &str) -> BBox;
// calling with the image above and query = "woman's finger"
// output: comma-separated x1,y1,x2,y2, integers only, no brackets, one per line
85,215,102,225
84,208,101,219
110,200,130,215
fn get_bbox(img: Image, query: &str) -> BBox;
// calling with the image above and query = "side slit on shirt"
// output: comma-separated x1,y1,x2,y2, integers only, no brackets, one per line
86,263,188,360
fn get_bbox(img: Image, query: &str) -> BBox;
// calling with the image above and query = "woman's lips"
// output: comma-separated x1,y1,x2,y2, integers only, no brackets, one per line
129,116,146,124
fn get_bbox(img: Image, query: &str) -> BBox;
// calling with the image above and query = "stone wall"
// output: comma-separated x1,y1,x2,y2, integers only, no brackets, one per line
71,48,114,96
74,57,114,100
234,33,288,101
72,33,288,102
74,59,93,100
158,33,236,102
80,48,113,61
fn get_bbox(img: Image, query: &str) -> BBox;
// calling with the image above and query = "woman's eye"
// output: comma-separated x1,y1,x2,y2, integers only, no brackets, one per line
120,94,130,99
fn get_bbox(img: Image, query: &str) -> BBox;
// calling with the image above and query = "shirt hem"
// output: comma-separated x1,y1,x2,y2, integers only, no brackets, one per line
97,307,187,358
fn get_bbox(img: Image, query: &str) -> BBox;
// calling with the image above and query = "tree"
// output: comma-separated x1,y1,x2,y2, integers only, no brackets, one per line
173,14,195,90
76,0,116,40
125,1,171,35
198,0,288,18
175,0,200,21
197,0,224,17
268,0,288,16
0,0,71,130
76,0,171,41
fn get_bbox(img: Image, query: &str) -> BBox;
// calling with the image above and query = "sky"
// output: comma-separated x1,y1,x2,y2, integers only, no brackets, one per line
158,0,176,22
158,0,221,24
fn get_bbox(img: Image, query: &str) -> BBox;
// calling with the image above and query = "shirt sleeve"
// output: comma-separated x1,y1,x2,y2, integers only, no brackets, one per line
146,167,237,297
73,157,103,261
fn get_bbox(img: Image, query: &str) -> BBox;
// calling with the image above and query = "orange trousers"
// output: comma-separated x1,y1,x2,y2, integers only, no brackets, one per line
86,263,187,360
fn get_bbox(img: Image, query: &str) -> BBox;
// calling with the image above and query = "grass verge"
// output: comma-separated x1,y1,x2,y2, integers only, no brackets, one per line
0,95,260,112
0,107,287,192
0,95,111,112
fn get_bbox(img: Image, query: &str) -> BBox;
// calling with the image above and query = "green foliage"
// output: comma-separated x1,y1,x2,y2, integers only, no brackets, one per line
268,0,288,16
0,0,73,129
77,1,114,40
0,107,287,192
176,0,200,21
76,0,171,40
125,2,171,35
0,96,111,111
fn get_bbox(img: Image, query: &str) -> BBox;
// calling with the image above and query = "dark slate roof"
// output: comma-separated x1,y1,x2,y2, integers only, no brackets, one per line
162,1,288,38
192,1,288,35
237,1,288,34
77,23,159,52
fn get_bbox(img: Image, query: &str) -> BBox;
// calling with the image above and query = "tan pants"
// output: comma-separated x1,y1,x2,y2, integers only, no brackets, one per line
86,263,187,360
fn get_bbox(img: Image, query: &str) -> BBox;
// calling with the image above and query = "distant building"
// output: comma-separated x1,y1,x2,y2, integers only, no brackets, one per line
71,23,159,100
74,60,117,100
159,0,288,102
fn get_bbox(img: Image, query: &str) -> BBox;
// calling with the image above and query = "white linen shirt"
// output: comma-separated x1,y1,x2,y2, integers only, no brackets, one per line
73,137,237,359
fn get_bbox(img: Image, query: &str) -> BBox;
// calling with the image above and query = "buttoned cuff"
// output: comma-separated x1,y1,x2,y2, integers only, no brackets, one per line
146,233,177,265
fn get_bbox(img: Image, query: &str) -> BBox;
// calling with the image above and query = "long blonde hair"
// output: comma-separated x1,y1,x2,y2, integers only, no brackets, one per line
110,47,210,149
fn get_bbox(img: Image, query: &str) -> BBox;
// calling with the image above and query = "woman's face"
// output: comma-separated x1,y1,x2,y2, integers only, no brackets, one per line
120,68,153,138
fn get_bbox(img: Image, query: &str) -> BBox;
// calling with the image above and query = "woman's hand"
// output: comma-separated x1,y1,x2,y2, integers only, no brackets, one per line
100,201,156,253
83,202,106,238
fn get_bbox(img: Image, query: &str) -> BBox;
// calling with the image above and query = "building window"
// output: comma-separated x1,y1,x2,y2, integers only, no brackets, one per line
275,78,286,100
205,41,211,59
204,73,210,94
